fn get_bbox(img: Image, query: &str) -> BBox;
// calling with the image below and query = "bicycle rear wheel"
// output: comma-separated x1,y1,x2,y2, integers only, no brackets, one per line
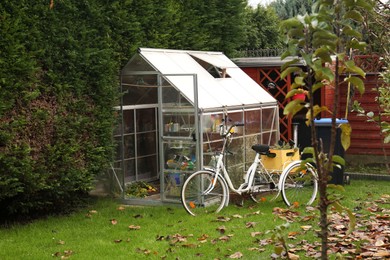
280,161,318,207
181,170,228,216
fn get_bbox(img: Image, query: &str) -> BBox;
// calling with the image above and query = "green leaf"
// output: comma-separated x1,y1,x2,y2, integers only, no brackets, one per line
315,67,334,81
280,66,301,79
313,39,336,50
343,10,363,22
345,76,365,95
344,60,366,78
340,123,352,151
348,39,367,52
281,17,302,29
313,30,337,40
274,245,284,255
356,0,374,10
312,82,324,93
314,47,332,63
384,135,390,144
307,105,329,122
283,99,305,117
342,25,362,39
294,76,305,86
327,184,345,192
281,50,292,61
301,147,314,155
302,158,316,166
332,155,345,167
301,53,313,68
281,59,302,71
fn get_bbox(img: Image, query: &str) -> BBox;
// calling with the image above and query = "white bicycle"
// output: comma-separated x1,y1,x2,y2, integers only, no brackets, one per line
181,123,318,216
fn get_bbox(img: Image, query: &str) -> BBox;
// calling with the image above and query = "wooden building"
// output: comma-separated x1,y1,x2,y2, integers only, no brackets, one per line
234,55,389,163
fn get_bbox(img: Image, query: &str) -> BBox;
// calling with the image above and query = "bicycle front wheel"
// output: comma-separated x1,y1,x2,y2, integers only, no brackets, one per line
181,170,228,216
280,161,318,207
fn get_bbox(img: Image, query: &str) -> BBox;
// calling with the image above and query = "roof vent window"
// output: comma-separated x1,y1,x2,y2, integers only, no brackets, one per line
190,55,230,78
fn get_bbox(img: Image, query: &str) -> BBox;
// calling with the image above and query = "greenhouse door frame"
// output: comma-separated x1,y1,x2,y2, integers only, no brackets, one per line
116,71,161,197
157,73,200,202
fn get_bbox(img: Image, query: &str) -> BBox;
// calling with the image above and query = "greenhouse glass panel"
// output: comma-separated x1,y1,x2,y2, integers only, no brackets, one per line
122,75,158,106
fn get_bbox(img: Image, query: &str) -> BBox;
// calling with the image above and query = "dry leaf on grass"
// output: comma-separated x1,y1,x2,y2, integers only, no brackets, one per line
128,225,141,230
229,251,243,258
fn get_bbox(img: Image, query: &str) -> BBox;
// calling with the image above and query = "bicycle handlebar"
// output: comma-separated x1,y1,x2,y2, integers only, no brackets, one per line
221,122,244,137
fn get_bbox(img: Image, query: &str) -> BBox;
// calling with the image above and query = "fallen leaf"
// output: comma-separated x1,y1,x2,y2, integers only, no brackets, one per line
250,231,263,237
300,225,312,231
111,219,118,225
114,239,122,243
375,239,385,247
182,243,198,248
215,216,231,222
128,225,141,230
117,206,126,211
136,248,151,255
376,214,390,220
170,233,187,244
373,251,390,257
301,215,315,222
156,235,165,241
63,250,74,256
219,235,233,242
245,222,257,228
197,234,209,242
288,231,300,239
216,226,226,234
245,211,261,217
229,251,243,258
288,252,300,260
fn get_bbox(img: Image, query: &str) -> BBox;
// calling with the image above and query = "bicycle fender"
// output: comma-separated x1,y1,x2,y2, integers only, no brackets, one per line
202,167,216,173
278,160,302,188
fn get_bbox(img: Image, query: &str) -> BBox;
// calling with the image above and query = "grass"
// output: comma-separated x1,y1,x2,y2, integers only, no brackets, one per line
345,163,389,175
0,180,389,259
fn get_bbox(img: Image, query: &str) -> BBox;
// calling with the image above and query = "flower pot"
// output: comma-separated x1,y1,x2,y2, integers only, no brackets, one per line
292,93,306,101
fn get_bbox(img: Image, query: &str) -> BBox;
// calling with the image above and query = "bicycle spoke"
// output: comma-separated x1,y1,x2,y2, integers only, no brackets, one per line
181,171,227,216
281,162,318,207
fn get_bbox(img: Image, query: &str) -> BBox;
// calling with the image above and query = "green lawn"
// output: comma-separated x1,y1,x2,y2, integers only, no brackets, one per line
0,180,389,259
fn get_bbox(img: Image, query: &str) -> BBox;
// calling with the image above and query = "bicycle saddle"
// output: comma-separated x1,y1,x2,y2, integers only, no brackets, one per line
251,144,270,154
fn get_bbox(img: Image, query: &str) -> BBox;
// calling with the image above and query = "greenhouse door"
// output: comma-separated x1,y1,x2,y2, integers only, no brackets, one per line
119,106,159,183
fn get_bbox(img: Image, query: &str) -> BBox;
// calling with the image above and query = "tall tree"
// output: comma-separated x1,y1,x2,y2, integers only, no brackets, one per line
270,0,315,20
280,0,374,258
239,5,283,50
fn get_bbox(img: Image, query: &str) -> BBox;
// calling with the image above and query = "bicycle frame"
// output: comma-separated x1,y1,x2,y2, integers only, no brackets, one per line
203,126,279,196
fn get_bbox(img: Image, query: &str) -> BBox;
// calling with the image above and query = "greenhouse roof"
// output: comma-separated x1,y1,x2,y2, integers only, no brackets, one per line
122,48,276,110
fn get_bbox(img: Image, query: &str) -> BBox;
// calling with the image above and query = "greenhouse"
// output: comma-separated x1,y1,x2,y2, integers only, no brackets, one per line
113,48,279,204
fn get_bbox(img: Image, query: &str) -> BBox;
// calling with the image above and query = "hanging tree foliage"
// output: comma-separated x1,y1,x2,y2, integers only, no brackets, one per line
280,0,374,258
